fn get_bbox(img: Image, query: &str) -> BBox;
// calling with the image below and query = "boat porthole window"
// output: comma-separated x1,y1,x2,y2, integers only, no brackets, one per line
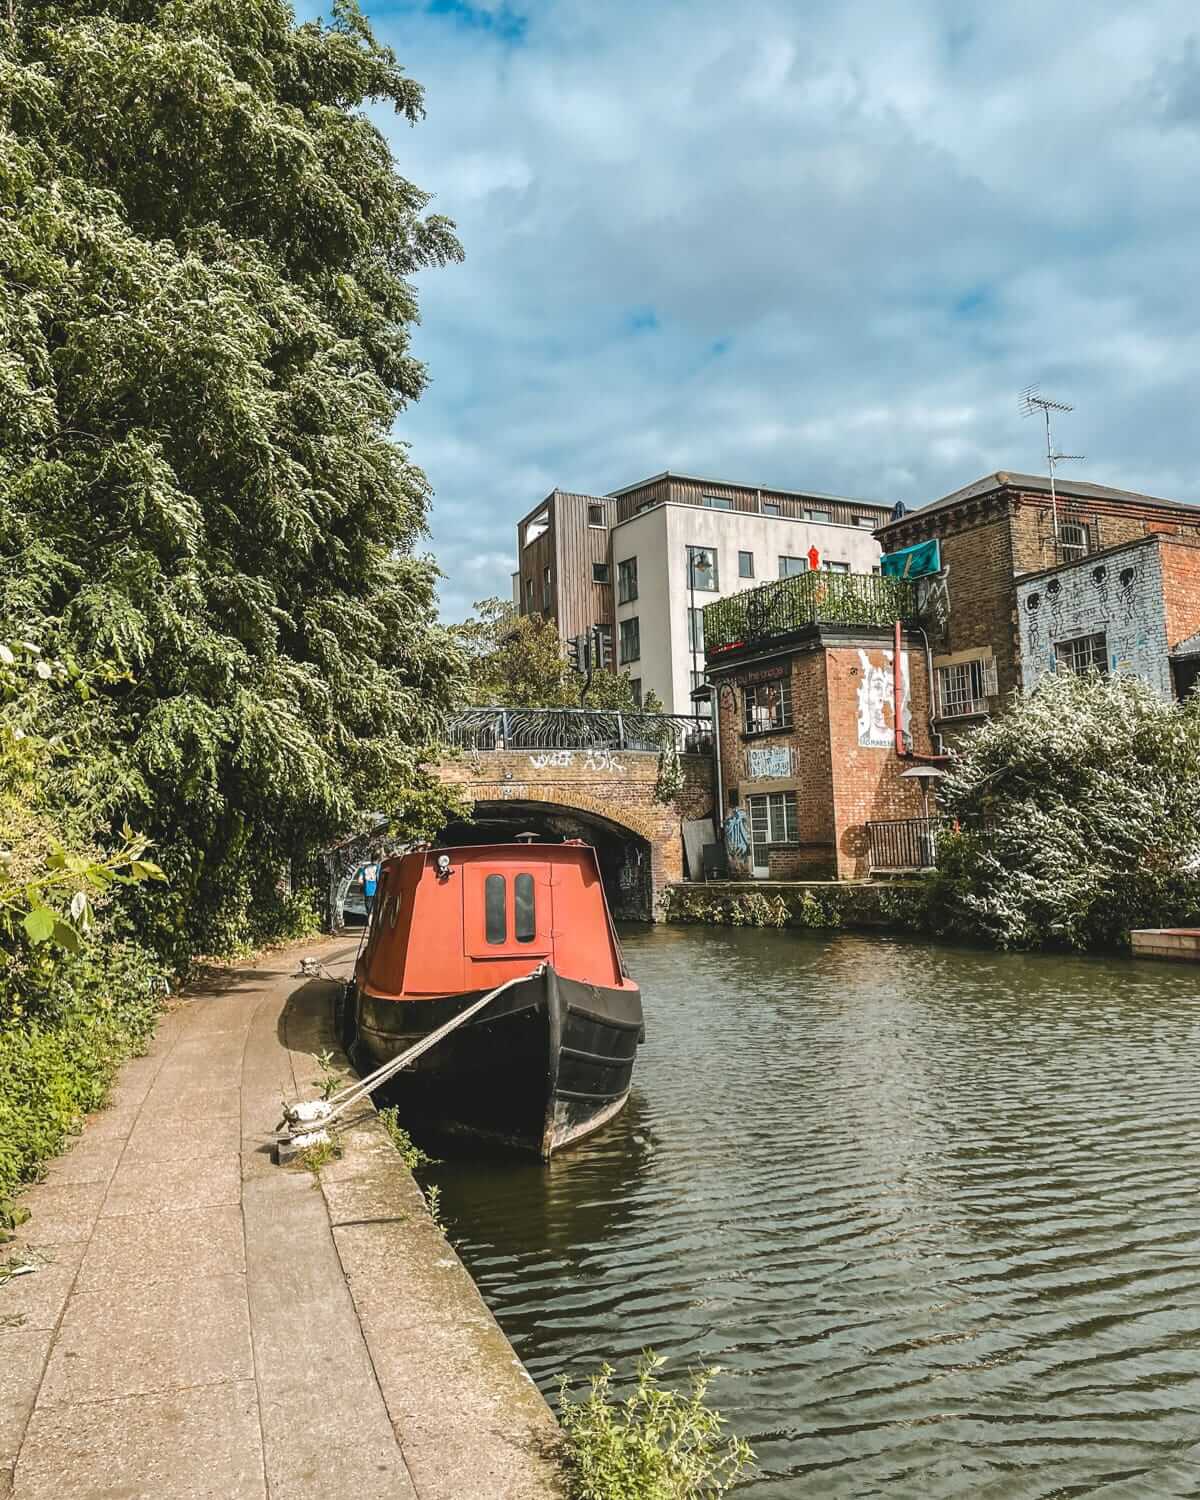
485,874,507,944
515,873,536,943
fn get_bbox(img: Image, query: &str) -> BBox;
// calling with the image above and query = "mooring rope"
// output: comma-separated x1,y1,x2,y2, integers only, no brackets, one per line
279,963,546,1146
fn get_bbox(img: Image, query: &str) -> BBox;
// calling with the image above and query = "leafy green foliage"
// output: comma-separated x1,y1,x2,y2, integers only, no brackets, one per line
378,1103,435,1170
0,0,465,961
0,936,164,1204
931,671,1200,950
558,1351,754,1500
454,599,660,711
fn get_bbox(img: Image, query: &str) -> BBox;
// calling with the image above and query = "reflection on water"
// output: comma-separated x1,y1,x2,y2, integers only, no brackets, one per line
429,926,1200,1497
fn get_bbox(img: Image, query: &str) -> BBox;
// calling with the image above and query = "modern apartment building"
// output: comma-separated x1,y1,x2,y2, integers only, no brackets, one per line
514,472,892,711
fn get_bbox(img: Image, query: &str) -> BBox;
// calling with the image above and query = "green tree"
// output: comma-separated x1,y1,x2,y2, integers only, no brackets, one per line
455,598,660,711
0,0,465,959
932,671,1200,950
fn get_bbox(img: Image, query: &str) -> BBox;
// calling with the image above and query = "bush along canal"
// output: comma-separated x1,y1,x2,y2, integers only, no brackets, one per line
427,923,1200,1499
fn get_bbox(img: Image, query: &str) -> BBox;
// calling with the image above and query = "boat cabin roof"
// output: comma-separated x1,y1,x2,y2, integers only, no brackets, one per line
356,841,634,1000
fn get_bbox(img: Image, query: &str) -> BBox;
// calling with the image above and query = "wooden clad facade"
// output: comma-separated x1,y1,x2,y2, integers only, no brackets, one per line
610,472,891,529
515,490,614,643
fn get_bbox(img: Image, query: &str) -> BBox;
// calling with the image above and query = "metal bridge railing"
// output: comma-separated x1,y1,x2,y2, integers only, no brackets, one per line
446,707,715,755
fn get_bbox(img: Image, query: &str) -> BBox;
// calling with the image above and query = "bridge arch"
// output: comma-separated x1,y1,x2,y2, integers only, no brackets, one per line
438,797,655,920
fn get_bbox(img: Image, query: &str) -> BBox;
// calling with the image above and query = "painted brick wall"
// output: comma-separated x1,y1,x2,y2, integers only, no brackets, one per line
824,643,934,878
1015,539,1171,697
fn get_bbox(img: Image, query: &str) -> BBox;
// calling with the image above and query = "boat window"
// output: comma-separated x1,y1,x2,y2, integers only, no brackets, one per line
514,874,536,942
485,874,507,944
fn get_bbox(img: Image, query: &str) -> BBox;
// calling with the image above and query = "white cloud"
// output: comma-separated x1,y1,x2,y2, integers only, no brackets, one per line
352,0,1200,618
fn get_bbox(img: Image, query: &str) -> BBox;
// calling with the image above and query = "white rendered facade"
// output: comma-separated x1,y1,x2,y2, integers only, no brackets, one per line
610,503,884,712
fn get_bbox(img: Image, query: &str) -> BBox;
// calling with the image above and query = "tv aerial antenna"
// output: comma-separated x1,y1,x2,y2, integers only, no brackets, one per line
1019,386,1085,548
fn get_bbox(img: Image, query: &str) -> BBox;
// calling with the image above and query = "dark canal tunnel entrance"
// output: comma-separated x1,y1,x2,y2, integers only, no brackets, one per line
437,800,653,921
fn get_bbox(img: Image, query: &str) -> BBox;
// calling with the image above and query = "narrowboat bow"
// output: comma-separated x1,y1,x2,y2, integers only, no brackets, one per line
340,839,644,1159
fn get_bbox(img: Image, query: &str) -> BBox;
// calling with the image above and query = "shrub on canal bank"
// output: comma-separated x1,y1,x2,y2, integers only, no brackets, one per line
0,938,163,1215
930,672,1200,951
660,882,930,933
558,1352,753,1500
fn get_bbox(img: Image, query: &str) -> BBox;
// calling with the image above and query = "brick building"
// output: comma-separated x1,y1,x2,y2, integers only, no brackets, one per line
875,471,1200,743
1016,533,1200,700
702,571,937,880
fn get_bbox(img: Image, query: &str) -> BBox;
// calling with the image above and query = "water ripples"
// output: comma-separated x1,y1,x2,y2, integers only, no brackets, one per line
430,928,1200,1497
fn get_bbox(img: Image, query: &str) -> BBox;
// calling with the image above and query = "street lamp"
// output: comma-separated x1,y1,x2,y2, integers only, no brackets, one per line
688,546,714,710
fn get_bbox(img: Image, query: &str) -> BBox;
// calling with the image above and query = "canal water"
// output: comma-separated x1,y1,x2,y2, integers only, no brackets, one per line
431,926,1200,1498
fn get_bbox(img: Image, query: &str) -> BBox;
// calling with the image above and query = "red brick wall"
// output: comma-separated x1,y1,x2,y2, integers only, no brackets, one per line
825,642,934,879
1159,537,1200,652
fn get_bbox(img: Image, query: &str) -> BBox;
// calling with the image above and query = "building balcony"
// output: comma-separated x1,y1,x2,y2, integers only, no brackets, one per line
703,571,918,660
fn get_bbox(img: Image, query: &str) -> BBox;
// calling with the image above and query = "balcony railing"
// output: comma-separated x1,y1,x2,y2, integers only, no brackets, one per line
703,571,917,658
446,707,714,755
866,816,942,874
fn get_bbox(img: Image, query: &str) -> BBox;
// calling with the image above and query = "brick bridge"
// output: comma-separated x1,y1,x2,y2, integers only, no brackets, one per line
434,708,716,919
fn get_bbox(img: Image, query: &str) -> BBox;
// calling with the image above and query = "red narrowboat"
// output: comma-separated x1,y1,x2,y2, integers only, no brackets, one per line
340,839,644,1159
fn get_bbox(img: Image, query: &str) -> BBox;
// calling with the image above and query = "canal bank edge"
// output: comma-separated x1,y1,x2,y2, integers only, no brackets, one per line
661,878,930,932
299,968,567,1500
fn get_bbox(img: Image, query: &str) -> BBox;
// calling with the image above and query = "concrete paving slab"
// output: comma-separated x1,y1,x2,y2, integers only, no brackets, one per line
14,1380,266,1500
38,1133,124,1187
76,1106,139,1144
100,1150,241,1218
76,1204,246,1292
13,1183,105,1245
0,1330,54,1457
136,1085,243,1125
124,1109,241,1159
0,1243,85,1333
243,1162,418,1500
37,1273,253,1406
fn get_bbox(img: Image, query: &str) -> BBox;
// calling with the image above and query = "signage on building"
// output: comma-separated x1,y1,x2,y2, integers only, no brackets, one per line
747,745,793,779
738,662,790,686
881,538,941,579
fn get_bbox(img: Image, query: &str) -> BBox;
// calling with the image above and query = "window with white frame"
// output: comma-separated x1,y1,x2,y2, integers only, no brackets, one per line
592,561,610,583
702,495,734,510
619,617,641,664
762,501,781,516
743,680,792,734
1056,632,1107,676
779,554,807,577
804,508,832,523
822,560,850,574
618,556,638,603
936,657,998,719
855,516,877,529
748,791,798,845
587,503,606,527
1058,520,1089,561
687,606,704,652
738,550,755,578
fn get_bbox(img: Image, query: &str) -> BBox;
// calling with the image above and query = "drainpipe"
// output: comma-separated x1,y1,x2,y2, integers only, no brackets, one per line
911,624,944,757
711,678,724,837
893,619,905,757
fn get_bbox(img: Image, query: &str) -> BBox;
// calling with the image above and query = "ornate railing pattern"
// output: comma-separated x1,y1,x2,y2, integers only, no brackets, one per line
866,816,942,873
704,571,917,657
447,707,714,755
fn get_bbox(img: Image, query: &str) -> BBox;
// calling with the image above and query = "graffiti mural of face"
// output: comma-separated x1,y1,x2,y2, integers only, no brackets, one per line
1026,592,1041,649
1046,577,1064,634
1091,565,1109,609
1119,566,1137,622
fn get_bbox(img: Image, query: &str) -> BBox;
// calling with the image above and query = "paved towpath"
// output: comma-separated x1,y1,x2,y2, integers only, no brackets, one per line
1,938,562,1500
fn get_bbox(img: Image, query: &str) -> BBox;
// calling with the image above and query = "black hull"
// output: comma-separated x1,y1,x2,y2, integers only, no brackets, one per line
346,966,643,1159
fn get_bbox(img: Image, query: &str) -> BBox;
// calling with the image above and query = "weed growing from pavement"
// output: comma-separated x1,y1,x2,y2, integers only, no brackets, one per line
558,1351,754,1500
299,1139,341,1172
377,1105,436,1170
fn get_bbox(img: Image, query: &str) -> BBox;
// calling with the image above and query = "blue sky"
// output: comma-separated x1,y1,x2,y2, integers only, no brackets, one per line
305,0,1200,618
